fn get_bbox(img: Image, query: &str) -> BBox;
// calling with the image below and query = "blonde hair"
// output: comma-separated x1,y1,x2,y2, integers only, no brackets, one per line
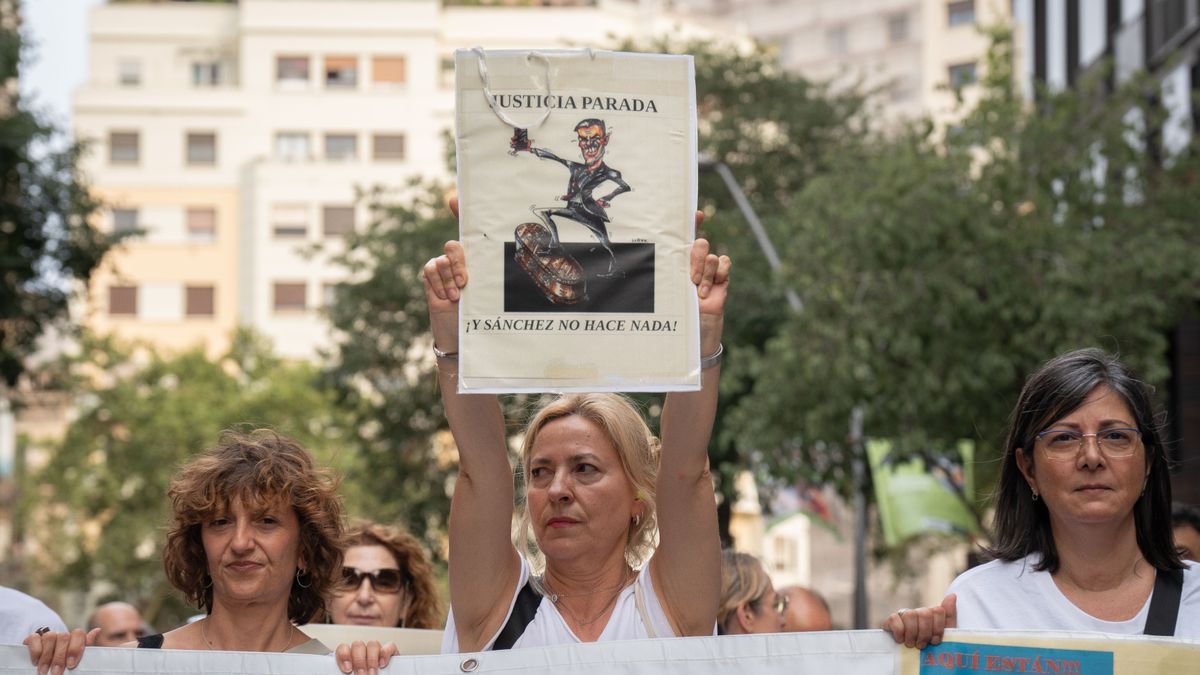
717,550,772,630
514,393,659,569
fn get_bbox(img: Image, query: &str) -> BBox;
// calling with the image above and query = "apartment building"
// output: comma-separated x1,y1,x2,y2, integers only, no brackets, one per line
76,0,716,359
668,0,1015,126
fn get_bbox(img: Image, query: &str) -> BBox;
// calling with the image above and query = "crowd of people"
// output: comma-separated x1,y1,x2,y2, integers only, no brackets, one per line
3,201,1198,673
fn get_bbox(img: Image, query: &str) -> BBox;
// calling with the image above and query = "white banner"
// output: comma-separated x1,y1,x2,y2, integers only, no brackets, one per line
2,630,1197,674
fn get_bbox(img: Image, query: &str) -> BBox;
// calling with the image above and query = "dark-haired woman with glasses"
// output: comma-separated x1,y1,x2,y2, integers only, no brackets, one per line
884,348,1199,647
327,521,442,629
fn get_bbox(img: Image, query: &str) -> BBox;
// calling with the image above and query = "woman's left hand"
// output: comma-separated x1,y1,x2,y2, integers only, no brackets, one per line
335,640,399,674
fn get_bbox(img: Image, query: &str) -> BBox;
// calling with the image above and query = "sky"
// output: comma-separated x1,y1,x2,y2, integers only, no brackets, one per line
20,0,106,130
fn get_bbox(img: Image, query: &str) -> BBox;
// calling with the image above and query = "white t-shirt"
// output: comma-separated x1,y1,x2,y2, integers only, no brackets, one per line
0,586,68,645
441,556,679,652
947,555,1200,637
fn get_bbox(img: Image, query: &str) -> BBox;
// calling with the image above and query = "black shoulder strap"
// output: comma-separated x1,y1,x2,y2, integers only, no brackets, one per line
491,580,542,650
136,633,164,649
1143,568,1184,636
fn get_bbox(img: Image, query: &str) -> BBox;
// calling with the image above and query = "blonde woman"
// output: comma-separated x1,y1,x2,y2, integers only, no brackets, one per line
718,551,787,635
423,202,730,651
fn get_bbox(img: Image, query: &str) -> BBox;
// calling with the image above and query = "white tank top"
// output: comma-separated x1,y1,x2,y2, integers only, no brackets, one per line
440,556,681,652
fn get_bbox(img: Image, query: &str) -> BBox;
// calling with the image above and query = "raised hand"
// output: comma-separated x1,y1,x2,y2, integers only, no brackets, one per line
421,198,467,354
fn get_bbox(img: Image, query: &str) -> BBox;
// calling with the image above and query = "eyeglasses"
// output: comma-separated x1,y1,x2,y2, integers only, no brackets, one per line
337,567,407,594
1035,428,1142,461
769,593,789,616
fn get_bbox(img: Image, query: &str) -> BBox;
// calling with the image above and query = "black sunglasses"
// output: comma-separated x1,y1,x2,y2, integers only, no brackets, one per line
337,567,407,594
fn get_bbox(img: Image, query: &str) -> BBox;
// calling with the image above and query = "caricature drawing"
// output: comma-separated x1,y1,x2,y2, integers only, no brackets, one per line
510,118,632,277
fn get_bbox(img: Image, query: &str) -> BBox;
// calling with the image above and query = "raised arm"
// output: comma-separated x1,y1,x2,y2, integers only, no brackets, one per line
650,230,730,637
423,200,522,652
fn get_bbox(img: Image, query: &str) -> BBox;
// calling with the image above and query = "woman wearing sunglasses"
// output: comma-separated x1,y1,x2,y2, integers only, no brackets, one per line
423,202,729,652
327,521,441,629
883,349,1199,647
717,551,787,635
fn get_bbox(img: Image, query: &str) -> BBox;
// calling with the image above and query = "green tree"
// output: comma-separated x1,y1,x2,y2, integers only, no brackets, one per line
730,27,1200,518
0,0,115,387
21,330,363,627
321,184,463,549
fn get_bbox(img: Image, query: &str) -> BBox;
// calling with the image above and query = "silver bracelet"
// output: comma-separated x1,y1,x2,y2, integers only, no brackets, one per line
701,343,724,369
432,343,458,360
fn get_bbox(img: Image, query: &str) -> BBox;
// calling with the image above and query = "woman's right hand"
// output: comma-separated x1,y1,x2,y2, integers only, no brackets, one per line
24,628,99,675
881,594,957,648
421,199,467,356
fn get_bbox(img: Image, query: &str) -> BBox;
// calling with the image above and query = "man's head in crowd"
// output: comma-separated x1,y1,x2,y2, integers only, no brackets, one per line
1173,502,1200,562
780,586,833,632
87,601,145,646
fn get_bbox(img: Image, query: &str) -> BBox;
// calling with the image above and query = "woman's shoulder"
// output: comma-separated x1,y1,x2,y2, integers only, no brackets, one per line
947,554,1042,595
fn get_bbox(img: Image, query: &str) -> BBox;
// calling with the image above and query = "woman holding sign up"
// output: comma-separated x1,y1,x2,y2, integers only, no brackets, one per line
883,348,1199,647
424,201,729,651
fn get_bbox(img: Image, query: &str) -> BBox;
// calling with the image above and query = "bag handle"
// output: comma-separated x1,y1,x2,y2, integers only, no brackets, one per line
472,47,554,129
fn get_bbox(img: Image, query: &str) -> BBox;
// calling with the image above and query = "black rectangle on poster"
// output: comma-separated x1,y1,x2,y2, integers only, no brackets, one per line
503,242,655,313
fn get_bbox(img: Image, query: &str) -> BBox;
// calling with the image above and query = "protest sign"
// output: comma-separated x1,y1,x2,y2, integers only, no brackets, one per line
454,48,699,393
3,630,1195,674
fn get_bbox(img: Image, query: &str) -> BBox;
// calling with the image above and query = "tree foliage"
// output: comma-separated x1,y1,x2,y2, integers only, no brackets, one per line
0,0,115,388
729,27,1200,513
321,183,463,549
21,330,363,627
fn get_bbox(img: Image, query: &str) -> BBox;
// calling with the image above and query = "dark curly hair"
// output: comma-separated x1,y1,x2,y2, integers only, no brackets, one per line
341,521,442,629
162,430,346,623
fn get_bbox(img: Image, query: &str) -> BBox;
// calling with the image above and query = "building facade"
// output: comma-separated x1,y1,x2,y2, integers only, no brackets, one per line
668,0,1016,126
75,0,717,359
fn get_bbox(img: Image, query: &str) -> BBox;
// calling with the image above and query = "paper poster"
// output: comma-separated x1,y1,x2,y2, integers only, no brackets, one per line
454,48,699,393
868,439,981,547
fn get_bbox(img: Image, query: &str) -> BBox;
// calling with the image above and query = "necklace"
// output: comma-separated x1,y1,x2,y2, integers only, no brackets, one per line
539,567,634,627
201,617,300,652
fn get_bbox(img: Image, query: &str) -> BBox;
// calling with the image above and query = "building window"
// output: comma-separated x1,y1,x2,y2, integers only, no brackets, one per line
271,204,308,238
439,56,455,88
109,131,139,165
109,285,137,316
112,208,139,234
325,56,358,88
372,133,405,161
276,56,310,87
273,282,307,312
372,56,406,85
887,13,910,43
826,25,848,55
323,282,338,307
322,206,355,238
192,62,221,87
947,1,976,27
185,285,215,317
325,133,358,161
186,132,216,165
948,61,977,88
186,207,217,242
275,132,310,161
118,59,141,86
